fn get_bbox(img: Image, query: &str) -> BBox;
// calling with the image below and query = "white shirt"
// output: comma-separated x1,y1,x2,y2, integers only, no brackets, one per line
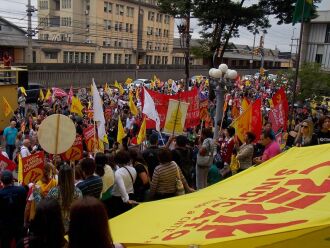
20,146,31,158
111,165,137,202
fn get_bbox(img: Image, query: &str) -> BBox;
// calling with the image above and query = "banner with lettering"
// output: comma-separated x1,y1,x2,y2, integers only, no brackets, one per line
143,88,199,129
110,144,330,247
83,125,98,152
269,87,289,133
22,151,45,185
61,135,83,161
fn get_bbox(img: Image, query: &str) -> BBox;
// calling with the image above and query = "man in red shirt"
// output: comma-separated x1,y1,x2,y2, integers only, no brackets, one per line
2,52,12,82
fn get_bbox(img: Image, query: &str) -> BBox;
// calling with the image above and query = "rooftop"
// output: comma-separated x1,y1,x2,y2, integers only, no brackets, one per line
311,10,330,23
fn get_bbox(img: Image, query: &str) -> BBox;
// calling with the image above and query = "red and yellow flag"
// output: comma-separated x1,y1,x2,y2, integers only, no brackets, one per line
137,117,146,144
2,96,13,117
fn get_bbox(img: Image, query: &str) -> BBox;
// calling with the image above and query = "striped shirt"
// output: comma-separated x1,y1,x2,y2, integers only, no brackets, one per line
150,161,188,197
77,175,103,198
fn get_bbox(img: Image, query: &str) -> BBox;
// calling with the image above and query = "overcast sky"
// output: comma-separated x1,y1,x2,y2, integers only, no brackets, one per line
1,0,329,52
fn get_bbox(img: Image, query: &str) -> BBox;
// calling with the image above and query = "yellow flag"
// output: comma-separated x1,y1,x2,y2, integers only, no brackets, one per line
137,117,146,144
18,154,23,183
103,134,109,144
88,100,92,109
70,96,84,117
39,89,44,101
19,87,27,96
2,96,13,117
117,117,126,144
136,87,140,100
231,104,252,142
129,95,139,116
125,78,133,85
241,98,250,113
45,89,51,101
114,81,124,95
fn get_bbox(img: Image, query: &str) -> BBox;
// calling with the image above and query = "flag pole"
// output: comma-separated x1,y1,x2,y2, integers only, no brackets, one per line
290,0,306,130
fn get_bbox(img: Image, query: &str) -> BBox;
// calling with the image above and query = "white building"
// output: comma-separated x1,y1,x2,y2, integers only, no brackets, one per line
302,10,330,71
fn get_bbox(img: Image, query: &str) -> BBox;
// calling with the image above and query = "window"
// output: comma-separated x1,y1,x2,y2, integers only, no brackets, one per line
39,17,48,27
164,15,170,24
147,27,153,35
61,17,72,27
315,54,323,64
116,4,124,15
325,24,330,43
156,13,162,22
114,54,122,64
119,22,122,31
130,24,133,33
49,16,60,27
155,28,161,36
74,52,79,63
124,54,132,64
146,41,153,50
146,55,153,64
126,23,129,32
103,38,110,46
63,51,68,63
154,56,161,65
44,51,57,59
103,53,111,64
104,20,111,30
63,51,94,64
126,7,134,17
163,29,169,37
162,56,168,64
39,0,48,9
61,0,71,9
104,2,112,12
148,11,154,21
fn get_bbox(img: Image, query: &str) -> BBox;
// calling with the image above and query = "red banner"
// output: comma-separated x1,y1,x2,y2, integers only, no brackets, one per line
22,151,45,186
269,87,289,132
250,98,263,140
83,125,98,152
61,135,83,161
0,153,16,172
105,108,112,120
143,88,200,129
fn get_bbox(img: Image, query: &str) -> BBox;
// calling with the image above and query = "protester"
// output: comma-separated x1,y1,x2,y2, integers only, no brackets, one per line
316,115,330,145
142,133,161,179
294,119,318,147
2,120,18,160
236,132,256,171
196,128,214,190
69,197,124,248
254,130,281,165
109,150,137,218
219,126,236,177
149,148,194,200
77,158,103,198
0,170,27,248
20,138,32,158
18,93,26,118
18,199,66,248
47,163,82,232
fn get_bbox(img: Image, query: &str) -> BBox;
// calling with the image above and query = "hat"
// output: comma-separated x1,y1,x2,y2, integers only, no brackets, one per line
0,170,13,185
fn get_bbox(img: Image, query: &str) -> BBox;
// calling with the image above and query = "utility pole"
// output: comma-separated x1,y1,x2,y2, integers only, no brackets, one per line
184,13,191,91
289,28,296,68
135,5,142,79
250,31,257,69
26,0,36,63
259,32,265,76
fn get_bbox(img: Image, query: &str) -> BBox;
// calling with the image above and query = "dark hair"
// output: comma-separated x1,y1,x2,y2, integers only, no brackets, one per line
319,115,330,130
69,197,114,248
114,150,131,165
264,122,272,127
58,163,75,211
149,133,158,145
30,199,65,248
129,148,146,165
158,148,172,164
246,132,256,143
80,158,96,176
227,126,236,137
262,129,275,141
176,135,188,147
95,153,107,177
201,128,213,139
0,170,13,185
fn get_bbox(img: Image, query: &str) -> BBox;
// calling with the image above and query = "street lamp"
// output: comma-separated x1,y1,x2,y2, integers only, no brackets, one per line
177,18,191,91
209,63,237,140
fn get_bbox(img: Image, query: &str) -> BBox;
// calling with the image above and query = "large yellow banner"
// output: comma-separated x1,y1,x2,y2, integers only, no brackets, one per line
110,144,330,247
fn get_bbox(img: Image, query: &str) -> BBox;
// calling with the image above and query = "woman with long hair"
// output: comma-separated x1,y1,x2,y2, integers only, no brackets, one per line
317,115,330,144
17,199,66,248
47,163,82,232
294,119,318,147
69,197,123,248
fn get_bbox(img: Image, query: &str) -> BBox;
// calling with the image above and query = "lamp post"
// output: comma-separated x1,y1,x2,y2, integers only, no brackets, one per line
209,64,237,140
177,17,191,91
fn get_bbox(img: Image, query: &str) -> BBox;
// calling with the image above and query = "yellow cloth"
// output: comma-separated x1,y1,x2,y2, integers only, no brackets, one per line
137,117,146,144
70,96,84,117
117,117,126,144
2,96,13,117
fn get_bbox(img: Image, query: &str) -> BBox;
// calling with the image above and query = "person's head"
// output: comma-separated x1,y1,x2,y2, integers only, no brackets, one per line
225,126,235,138
264,122,272,132
43,162,55,180
114,150,131,166
129,148,146,165
69,197,114,248
158,148,173,164
10,121,16,128
58,163,75,210
23,138,31,148
94,152,107,177
30,199,65,248
175,135,188,148
0,170,13,186
260,130,275,146
149,133,159,146
319,115,330,131
80,158,96,177
300,119,314,137
201,128,213,140
245,132,256,144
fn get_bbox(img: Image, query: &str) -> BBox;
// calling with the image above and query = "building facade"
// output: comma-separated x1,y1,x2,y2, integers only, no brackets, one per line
302,10,330,71
36,0,174,64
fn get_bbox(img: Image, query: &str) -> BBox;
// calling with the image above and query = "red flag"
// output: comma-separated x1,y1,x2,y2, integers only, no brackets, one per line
250,98,262,141
0,153,16,172
269,87,289,132
52,87,68,98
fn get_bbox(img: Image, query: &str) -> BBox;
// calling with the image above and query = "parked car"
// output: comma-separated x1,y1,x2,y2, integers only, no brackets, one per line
130,79,151,89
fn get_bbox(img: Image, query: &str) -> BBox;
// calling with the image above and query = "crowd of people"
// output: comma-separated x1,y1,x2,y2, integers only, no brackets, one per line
0,74,329,248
